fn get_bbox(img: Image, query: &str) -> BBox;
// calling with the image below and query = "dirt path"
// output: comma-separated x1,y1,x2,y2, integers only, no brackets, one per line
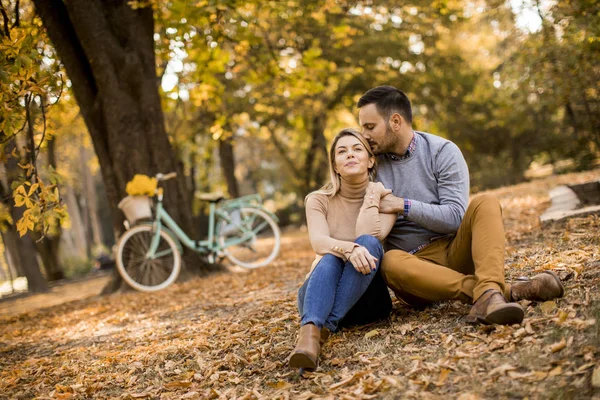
0,274,111,317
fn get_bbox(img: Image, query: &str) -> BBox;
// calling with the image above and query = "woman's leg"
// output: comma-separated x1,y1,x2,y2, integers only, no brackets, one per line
325,235,388,332
338,267,392,329
299,254,344,328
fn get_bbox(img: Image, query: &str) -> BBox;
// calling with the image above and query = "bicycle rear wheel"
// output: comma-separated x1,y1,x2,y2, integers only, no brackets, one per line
217,207,280,269
116,225,181,292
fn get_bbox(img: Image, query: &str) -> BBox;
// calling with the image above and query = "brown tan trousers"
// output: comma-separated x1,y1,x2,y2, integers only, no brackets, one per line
382,194,511,307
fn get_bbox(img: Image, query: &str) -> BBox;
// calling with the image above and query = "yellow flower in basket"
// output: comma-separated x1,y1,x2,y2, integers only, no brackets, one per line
126,174,158,197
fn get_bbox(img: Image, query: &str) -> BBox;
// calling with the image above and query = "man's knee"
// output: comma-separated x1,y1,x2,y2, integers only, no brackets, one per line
470,193,501,210
381,250,414,283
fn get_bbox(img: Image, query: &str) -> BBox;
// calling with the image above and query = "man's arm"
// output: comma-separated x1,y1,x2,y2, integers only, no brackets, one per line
379,142,469,234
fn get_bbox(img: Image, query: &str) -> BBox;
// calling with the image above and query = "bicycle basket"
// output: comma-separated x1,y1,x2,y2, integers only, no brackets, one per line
118,196,153,224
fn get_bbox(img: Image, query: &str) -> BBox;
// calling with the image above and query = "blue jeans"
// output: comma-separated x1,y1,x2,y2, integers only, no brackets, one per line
297,235,392,332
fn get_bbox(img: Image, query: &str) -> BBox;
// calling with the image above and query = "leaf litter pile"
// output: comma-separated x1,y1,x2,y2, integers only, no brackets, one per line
1,170,600,399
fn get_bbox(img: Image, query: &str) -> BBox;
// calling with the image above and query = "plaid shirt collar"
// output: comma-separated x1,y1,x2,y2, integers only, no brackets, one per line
387,132,417,161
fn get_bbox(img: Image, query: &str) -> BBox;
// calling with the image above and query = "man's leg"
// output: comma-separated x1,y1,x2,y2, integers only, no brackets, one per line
446,193,510,301
381,238,476,305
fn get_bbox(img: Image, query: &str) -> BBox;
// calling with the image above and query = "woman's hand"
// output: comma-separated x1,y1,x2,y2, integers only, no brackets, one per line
348,245,377,275
366,182,392,199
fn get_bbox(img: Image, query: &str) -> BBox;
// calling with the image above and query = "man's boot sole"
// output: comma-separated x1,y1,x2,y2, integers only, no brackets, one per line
289,352,317,369
479,304,524,325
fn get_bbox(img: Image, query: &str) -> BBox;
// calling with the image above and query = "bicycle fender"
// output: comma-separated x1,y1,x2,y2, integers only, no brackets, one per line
136,222,183,254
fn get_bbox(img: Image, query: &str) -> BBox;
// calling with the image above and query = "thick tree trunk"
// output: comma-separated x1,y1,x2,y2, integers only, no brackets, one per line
34,0,214,293
218,137,240,198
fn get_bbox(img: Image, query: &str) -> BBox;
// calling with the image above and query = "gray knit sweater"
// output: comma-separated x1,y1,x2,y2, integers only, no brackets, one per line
375,131,470,253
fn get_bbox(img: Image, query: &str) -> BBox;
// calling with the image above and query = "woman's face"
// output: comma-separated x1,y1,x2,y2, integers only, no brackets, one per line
333,135,374,179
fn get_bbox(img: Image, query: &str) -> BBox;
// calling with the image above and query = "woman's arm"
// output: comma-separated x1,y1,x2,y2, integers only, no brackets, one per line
355,182,394,240
306,194,359,260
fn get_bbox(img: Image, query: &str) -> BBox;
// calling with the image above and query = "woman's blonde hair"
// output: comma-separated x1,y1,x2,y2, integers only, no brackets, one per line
310,128,376,198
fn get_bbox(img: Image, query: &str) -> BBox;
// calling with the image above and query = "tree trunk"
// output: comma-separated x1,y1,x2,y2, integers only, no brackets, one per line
304,114,328,193
34,0,214,292
31,135,65,281
64,185,89,259
1,144,49,293
80,145,104,250
218,136,240,198
0,229,48,293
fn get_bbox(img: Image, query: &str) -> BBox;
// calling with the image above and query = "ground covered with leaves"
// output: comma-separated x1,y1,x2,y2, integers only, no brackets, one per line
1,171,600,399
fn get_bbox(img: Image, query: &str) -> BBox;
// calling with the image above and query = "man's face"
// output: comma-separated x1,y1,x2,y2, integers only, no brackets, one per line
358,103,396,155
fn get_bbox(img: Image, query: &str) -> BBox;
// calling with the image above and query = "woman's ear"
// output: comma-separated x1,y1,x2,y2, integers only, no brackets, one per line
368,157,375,169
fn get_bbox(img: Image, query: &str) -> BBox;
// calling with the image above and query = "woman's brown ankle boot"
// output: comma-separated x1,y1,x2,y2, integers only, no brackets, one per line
289,324,321,369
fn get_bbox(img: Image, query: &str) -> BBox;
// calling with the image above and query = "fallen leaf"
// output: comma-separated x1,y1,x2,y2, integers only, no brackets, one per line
488,363,516,376
457,393,480,400
549,337,567,353
364,329,380,339
592,367,600,388
540,301,557,314
436,368,450,386
548,366,562,377
164,381,192,389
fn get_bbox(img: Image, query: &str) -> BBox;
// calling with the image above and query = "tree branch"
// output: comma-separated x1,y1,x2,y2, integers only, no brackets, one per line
12,0,19,28
0,0,11,38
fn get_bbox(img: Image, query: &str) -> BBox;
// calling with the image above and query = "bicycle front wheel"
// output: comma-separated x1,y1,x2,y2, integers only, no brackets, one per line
116,225,181,292
217,207,281,269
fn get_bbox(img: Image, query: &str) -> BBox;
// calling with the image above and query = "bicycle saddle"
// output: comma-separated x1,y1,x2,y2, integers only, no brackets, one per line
195,192,225,202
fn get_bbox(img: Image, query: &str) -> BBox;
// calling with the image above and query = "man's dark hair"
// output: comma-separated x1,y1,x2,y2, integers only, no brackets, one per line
357,85,412,124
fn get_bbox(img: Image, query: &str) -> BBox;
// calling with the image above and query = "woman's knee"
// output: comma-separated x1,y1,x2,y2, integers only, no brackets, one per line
355,234,382,256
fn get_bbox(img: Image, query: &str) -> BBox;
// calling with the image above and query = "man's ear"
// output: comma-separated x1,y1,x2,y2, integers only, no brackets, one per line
389,112,403,131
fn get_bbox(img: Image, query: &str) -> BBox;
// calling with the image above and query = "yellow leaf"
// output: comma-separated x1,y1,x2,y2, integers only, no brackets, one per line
14,195,25,207
592,367,600,388
364,329,379,339
436,368,450,386
28,183,39,196
164,380,192,389
540,301,557,314
548,366,562,377
549,337,567,353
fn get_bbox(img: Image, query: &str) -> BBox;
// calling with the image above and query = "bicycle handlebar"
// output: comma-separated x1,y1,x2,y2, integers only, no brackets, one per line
156,172,177,182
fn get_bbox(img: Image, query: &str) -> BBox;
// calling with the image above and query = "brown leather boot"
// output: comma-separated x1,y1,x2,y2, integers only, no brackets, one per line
289,324,321,370
511,271,564,302
466,289,524,325
320,327,331,346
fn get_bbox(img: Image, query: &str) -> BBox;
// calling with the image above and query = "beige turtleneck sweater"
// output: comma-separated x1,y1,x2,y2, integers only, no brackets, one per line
305,175,397,273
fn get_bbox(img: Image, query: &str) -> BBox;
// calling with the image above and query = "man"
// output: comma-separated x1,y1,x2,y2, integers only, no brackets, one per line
357,85,564,325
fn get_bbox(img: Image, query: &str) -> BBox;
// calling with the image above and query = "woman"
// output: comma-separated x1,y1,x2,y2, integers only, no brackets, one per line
289,128,397,373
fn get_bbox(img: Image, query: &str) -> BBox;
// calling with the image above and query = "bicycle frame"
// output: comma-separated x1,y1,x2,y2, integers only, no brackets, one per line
145,193,277,259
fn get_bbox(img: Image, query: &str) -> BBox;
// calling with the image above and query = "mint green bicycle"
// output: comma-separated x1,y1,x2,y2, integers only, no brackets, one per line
115,172,281,292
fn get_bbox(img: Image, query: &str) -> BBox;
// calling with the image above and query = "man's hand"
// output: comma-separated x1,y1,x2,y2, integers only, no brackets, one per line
379,193,404,214
366,181,392,198
348,245,378,275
